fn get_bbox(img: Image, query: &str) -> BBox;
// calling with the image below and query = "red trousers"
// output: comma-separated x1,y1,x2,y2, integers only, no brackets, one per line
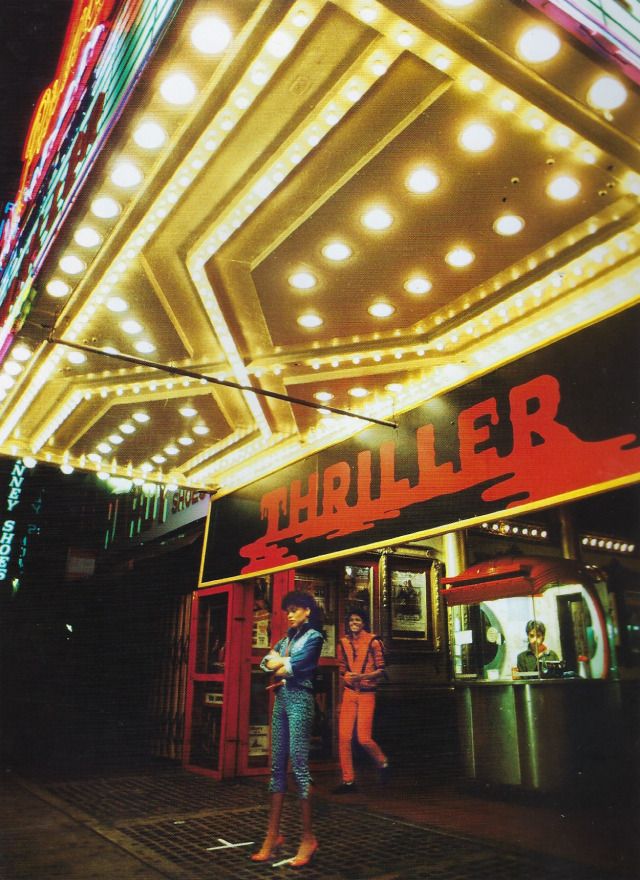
338,687,387,783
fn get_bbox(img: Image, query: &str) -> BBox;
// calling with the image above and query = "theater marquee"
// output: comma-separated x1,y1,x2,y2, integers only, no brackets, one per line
201,306,640,585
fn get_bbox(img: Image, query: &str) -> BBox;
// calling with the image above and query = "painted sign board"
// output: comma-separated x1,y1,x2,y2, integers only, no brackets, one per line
201,305,640,585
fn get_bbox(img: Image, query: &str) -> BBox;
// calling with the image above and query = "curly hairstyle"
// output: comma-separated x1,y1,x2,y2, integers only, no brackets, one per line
281,590,324,632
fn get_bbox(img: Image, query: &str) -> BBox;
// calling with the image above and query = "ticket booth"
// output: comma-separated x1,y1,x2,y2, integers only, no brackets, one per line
441,556,625,794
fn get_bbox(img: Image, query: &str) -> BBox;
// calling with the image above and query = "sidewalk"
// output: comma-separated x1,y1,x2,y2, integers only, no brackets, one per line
0,761,636,879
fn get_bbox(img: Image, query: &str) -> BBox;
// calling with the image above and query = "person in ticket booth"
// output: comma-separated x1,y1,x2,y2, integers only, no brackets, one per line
251,591,324,869
517,620,559,673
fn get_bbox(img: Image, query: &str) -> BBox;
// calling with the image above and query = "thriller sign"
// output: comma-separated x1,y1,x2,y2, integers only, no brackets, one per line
201,306,640,585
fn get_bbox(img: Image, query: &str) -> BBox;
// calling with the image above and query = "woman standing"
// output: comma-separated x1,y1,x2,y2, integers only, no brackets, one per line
251,591,324,868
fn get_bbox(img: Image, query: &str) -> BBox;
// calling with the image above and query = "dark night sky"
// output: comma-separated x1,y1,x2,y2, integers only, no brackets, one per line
0,0,74,212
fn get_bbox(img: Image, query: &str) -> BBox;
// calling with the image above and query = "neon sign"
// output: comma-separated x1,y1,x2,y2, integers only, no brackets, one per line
0,0,182,356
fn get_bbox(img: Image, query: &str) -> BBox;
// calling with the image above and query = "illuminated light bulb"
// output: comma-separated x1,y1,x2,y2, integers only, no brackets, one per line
23,456,37,468
468,77,484,92
97,443,112,454
134,120,167,150
517,26,560,63
493,214,525,235
191,16,232,54
179,406,197,417
152,454,166,464
165,445,179,455
289,271,317,289
60,464,74,475
109,434,124,445
368,301,395,318
135,340,156,354
46,278,71,297
547,175,580,201
349,387,369,398
322,241,351,261
178,436,194,446
433,54,452,71
265,30,294,58
192,425,210,435
250,65,269,85
91,195,120,218
12,345,31,361
121,319,142,334
120,423,136,434
111,161,142,188
59,255,86,275
551,127,572,148
361,207,393,230
74,226,102,248
396,30,414,47
0,374,15,390
406,166,439,194
132,412,150,423
588,76,627,111
106,296,128,312
297,313,324,328
67,351,86,365
314,391,334,402
160,72,197,105
386,383,403,393
3,361,21,376
528,116,544,131
404,276,432,294
445,247,475,267
500,96,516,112
459,123,495,152
358,6,378,23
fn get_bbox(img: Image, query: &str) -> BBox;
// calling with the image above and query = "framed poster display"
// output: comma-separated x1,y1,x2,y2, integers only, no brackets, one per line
390,567,428,640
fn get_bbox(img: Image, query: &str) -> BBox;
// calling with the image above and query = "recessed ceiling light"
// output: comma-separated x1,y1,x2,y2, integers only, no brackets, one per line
361,207,393,230
3,361,21,376
191,16,232,54
297,313,324,328
404,276,432,295
265,30,295,59
59,255,86,275
46,279,71,297
0,374,15,390
386,383,403,392
11,345,31,361
517,26,561,63
179,406,198,417
87,453,101,463
445,247,475,267
97,442,112,454
358,6,378,23
135,340,156,354
106,296,128,312
368,302,395,318
178,436,194,446
152,454,167,464
348,387,369,398
406,166,440,194
289,271,317,289
161,72,197,105
192,425,210,435
322,241,352,261
67,351,86,365
132,412,150,423
546,175,580,200
314,391,334,402
60,464,74,475
91,195,120,218
134,121,167,150
111,161,142,188
109,434,124,444
120,423,136,434
459,123,495,152
493,214,525,236
74,226,102,248
165,445,179,455
121,319,142,334
587,76,627,110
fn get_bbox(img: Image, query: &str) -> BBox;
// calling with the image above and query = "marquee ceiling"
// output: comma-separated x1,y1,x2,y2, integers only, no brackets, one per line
1,0,639,497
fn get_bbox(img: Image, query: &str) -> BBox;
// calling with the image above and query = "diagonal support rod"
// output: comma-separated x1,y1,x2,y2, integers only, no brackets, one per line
48,336,398,429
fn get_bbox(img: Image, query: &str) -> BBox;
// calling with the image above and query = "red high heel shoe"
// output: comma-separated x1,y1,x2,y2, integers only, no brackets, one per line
250,835,285,862
288,841,318,868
